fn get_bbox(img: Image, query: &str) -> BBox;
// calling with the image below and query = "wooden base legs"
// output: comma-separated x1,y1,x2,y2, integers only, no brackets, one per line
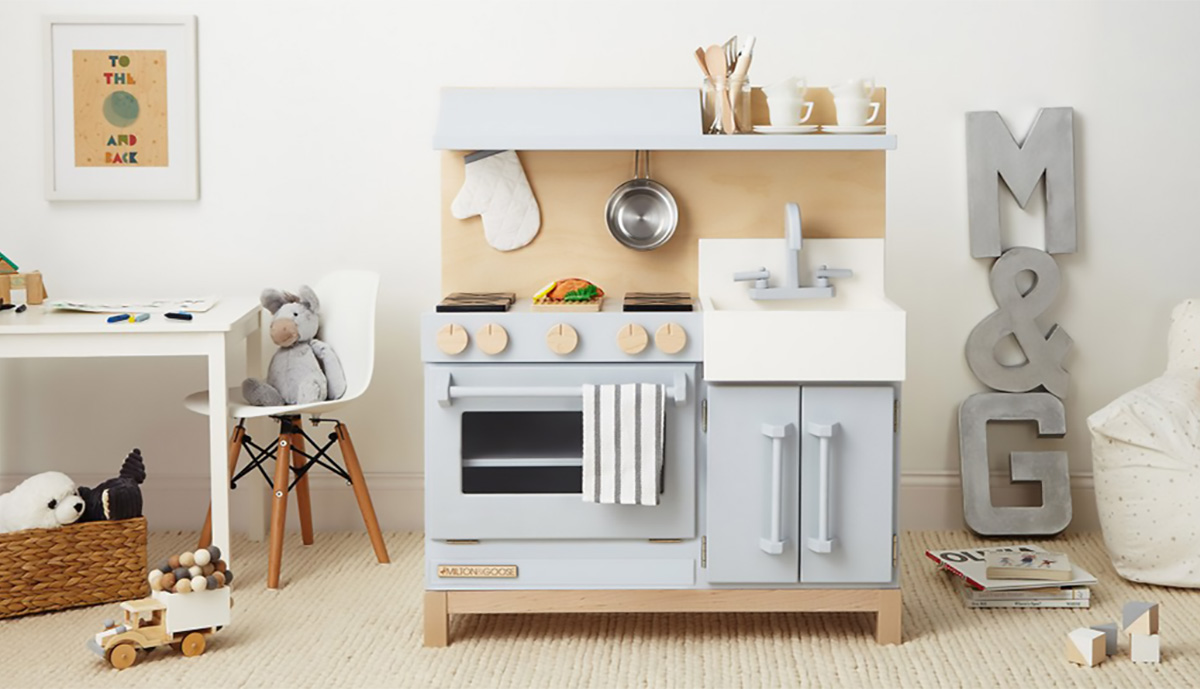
876,588,903,645
266,429,292,590
336,423,389,564
424,591,449,647
290,430,315,546
198,424,246,550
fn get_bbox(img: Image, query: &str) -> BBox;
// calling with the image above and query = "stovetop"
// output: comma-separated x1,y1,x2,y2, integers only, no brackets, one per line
622,292,694,312
436,292,517,313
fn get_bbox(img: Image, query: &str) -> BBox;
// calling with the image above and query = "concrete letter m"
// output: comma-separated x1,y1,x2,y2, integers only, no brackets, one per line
966,107,1076,258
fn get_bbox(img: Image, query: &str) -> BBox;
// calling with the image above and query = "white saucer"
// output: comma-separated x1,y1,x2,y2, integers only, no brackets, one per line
754,125,820,134
821,125,886,134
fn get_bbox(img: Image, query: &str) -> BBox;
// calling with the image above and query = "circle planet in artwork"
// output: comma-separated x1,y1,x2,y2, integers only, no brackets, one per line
102,90,140,127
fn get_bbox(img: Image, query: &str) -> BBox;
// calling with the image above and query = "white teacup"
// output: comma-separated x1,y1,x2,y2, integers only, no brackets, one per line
766,97,814,126
834,97,880,126
831,78,876,101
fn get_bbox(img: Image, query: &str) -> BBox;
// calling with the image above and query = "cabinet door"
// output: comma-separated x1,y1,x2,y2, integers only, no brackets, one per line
800,386,896,584
706,385,800,584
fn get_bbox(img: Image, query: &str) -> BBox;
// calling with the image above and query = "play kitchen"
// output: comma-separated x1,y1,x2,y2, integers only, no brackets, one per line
423,62,904,646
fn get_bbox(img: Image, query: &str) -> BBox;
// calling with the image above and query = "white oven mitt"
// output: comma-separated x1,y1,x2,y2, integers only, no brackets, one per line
451,150,541,251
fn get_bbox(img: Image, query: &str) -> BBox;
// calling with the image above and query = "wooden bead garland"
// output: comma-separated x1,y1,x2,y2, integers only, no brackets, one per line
147,546,234,594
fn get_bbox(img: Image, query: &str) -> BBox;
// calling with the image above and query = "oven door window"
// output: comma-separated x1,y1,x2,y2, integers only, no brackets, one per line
461,411,584,494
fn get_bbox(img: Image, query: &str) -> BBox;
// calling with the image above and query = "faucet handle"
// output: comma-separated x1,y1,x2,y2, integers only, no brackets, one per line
733,268,770,282
814,265,852,279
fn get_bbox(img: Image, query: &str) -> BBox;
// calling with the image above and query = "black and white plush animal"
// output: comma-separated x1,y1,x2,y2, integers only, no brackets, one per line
78,448,146,522
0,471,85,533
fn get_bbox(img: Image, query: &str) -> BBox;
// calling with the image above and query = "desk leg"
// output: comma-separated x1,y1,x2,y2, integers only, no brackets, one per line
206,335,232,568
245,312,268,543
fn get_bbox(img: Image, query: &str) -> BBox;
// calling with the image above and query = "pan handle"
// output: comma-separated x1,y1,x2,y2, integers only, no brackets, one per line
634,150,652,180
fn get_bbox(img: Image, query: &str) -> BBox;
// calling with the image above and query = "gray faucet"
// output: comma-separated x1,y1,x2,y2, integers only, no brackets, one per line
733,203,852,299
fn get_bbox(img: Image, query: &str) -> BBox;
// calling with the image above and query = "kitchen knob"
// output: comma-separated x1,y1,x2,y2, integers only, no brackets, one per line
655,323,687,354
436,323,469,355
546,323,579,354
475,323,509,355
617,323,649,355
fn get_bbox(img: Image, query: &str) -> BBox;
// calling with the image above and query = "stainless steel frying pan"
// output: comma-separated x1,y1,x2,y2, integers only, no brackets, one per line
604,151,678,251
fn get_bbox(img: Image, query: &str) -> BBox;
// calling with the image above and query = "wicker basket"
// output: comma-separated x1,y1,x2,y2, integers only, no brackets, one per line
0,517,148,619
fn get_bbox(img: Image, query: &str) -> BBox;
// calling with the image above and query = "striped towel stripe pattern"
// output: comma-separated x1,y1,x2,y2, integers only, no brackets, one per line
582,383,665,505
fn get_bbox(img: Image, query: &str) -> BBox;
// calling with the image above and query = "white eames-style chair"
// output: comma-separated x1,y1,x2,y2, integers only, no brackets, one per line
190,270,389,589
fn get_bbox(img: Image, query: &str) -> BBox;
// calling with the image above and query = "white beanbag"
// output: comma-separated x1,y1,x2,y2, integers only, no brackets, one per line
1087,299,1200,587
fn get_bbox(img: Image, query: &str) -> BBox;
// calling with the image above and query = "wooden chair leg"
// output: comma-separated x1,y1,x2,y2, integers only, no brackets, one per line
291,430,315,546
199,424,246,550
424,591,450,647
266,429,293,589
335,422,390,564
876,588,903,645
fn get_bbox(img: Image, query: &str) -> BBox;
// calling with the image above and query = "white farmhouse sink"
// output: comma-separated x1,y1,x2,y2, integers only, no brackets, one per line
699,238,906,383
701,295,906,382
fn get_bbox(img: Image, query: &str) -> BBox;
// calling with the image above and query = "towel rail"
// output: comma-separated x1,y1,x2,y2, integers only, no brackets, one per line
435,371,688,407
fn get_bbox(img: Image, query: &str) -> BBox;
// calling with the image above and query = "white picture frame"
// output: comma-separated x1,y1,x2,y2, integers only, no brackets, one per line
44,15,198,200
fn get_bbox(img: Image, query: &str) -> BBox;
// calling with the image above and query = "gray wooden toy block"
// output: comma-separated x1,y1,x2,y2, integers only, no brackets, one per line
967,107,1076,258
965,247,1072,399
958,391,1071,535
1090,622,1117,656
1123,601,1159,635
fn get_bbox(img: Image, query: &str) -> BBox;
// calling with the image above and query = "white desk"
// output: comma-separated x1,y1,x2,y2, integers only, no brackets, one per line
0,298,263,570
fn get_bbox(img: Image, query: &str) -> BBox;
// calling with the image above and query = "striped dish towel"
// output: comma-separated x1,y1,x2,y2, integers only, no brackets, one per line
582,383,665,506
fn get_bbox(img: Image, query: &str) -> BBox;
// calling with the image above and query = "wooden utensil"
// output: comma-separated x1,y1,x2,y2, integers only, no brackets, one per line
705,45,734,133
693,47,711,79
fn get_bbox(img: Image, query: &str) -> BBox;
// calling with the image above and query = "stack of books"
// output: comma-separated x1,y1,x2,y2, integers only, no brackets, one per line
925,544,1098,609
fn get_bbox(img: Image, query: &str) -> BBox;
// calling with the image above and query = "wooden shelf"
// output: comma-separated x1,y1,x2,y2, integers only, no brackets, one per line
433,88,896,152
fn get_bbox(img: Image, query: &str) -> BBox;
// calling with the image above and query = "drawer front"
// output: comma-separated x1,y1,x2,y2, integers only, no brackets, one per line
705,384,801,584
425,364,697,540
800,386,896,584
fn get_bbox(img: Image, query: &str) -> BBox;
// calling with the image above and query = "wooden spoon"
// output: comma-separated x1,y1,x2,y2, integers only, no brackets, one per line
693,47,711,79
704,45,734,133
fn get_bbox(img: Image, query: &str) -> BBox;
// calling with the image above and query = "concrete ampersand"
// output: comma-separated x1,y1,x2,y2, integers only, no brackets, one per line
965,247,1073,398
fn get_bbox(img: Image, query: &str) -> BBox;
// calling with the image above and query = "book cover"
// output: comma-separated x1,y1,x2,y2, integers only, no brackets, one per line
925,544,1098,591
959,581,1091,601
985,550,1072,581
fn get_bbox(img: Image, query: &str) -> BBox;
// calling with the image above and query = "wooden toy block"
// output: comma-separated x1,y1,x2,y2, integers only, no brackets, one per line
0,250,17,274
1130,633,1161,663
1065,627,1106,667
0,271,47,305
1123,601,1159,636
1090,622,1118,656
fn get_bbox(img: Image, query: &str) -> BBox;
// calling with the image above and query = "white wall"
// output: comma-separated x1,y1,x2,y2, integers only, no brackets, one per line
3,0,1198,531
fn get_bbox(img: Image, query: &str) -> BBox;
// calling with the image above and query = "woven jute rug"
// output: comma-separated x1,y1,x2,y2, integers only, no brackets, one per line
1,530,1196,688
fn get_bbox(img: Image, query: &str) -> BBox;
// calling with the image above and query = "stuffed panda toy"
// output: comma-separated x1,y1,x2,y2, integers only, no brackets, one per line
0,471,85,533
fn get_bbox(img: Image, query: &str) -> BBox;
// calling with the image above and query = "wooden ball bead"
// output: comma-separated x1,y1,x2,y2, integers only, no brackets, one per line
179,551,195,568
194,549,212,567
150,577,163,592
201,564,215,577
206,575,219,590
168,555,181,569
212,572,226,587
215,560,227,573
175,578,192,594
158,560,172,574
207,545,221,562
188,565,202,578
222,569,234,586
191,575,207,591
173,567,190,582
148,569,163,583
161,572,176,590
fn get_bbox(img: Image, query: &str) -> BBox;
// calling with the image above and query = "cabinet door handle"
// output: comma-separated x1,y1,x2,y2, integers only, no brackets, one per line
759,422,793,555
807,421,839,554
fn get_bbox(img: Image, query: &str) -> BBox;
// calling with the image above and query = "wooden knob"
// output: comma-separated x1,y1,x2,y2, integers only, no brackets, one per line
655,323,687,354
475,323,509,355
617,323,649,355
546,323,579,355
436,324,468,355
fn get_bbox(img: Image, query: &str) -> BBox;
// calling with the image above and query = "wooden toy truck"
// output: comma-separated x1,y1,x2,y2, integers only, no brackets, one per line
88,588,231,669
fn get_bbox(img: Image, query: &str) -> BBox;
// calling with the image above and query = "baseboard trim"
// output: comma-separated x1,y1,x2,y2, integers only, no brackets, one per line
2,470,1099,533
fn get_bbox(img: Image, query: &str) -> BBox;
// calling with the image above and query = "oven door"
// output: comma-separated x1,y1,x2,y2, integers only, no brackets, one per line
425,363,698,540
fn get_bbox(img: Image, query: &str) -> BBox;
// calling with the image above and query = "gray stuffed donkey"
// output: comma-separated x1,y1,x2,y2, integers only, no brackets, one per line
242,286,348,406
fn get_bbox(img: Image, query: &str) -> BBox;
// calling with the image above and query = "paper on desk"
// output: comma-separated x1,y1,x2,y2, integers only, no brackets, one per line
47,297,219,313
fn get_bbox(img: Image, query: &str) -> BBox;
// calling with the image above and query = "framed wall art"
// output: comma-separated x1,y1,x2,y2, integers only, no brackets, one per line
44,15,198,200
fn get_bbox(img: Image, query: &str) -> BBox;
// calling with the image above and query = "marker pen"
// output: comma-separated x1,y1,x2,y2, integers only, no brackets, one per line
165,311,193,321
131,313,150,323
107,313,130,323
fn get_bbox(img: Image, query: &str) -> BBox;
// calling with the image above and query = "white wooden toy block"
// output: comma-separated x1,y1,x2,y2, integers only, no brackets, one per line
1089,622,1117,656
1122,601,1159,636
1130,633,1161,663
1065,628,1106,667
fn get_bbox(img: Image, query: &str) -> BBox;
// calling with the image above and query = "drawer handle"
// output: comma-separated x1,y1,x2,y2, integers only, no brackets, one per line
759,422,793,555
806,422,839,553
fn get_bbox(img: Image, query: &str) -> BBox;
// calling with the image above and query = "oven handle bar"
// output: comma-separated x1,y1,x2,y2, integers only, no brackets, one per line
434,371,688,407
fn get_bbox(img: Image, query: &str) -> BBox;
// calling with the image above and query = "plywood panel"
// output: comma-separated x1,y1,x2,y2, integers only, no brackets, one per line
441,149,884,296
